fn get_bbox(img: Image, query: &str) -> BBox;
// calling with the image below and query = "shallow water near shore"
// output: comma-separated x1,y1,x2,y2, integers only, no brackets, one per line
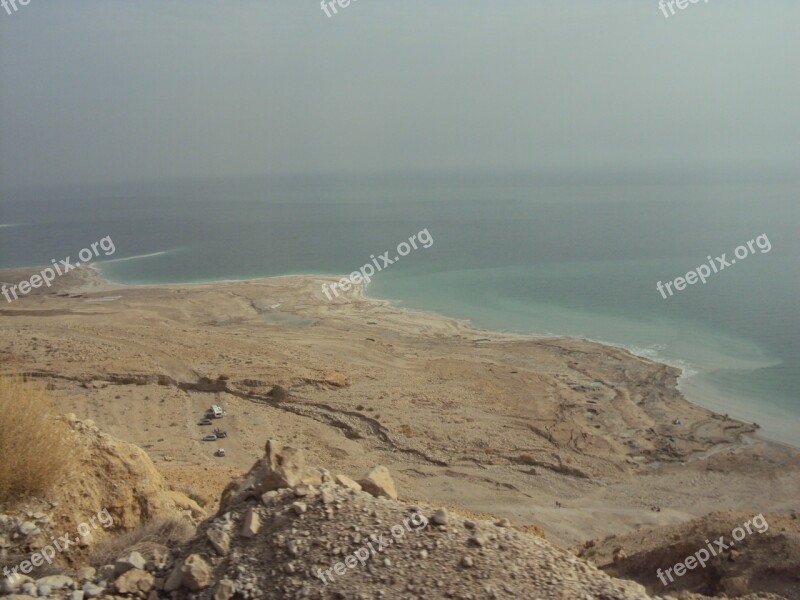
2,172,798,445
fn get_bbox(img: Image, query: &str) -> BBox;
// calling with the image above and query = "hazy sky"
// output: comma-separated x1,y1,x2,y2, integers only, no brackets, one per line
1,0,798,188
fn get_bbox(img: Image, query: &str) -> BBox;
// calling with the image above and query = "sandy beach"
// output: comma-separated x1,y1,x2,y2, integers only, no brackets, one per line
1,264,799,549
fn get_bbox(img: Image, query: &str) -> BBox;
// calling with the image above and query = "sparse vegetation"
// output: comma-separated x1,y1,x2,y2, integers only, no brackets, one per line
398,424,415,437
89,517,195,567
269,384,288,402
188,492,207,508
0,375,77,507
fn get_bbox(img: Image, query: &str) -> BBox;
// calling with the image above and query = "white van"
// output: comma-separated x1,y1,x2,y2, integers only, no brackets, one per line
211,405,224,419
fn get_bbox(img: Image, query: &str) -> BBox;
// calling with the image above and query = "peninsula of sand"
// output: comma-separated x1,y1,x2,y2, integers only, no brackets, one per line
1,265,798,550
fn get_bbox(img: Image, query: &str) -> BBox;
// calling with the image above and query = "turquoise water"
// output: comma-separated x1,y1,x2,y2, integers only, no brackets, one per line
1,173,798,444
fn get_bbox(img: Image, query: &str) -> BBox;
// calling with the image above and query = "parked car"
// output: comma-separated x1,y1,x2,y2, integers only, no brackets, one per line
215,448,226,457
214,429,228,438
202,434,218,442
198,418,213,426
211,405,224,419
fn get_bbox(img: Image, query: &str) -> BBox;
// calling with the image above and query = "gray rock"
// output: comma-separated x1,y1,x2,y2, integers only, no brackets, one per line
115,551,146,576
260,490,280,506
358,466,398,500
163,561,184,592
36,575,74,590
0,574,32,594
432,508,449,526
181,554,212,591
335,474,362,491
293,484,315,497
74,567,96,582
240,508,261,538
219,440,307,511
82,582,105,598
19,522,40,537
20,582,38,596
37,584,53,596
207,527,231,555
96,565,115,584
213,579,237,600
468,535,487,547
69,591,85,600
114,568,154,595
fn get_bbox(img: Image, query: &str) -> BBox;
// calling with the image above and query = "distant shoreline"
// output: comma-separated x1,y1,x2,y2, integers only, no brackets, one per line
90,266,799,449
1,261,796,450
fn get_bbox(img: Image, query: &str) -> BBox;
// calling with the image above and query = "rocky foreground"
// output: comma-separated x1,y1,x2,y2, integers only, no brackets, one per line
1,438,659,599
3,430,796,599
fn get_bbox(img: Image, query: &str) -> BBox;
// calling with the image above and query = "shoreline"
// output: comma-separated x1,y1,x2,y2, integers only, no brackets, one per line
8,261,798,450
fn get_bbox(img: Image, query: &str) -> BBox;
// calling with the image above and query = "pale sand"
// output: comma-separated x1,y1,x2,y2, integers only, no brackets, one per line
1,265,798,548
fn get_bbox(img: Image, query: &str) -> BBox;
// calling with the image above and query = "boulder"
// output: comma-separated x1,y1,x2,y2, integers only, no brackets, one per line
96,564,116,584
358,466,398,500
432,508,449,526
207,527,231,556
82,582,105,598
115,551,146,576
114,569,154,595
181,554,212,591
36,575,74,590
335,474,362,491
20,582,37,596
19,521,40,537
322,371,349,387
75,567,96,582
218,440,307,511
214,579,237,600
0,575,32,594
163,561,184,593
240,508,262,538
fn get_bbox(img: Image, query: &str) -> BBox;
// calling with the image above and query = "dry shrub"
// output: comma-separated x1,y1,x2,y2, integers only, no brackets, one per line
268,384,288,402
398,424,415,437
514,454,538,465
89,517,195,567
0,375,77,507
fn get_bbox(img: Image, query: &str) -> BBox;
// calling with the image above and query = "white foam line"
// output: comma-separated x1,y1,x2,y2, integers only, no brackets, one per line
99,250,168,264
